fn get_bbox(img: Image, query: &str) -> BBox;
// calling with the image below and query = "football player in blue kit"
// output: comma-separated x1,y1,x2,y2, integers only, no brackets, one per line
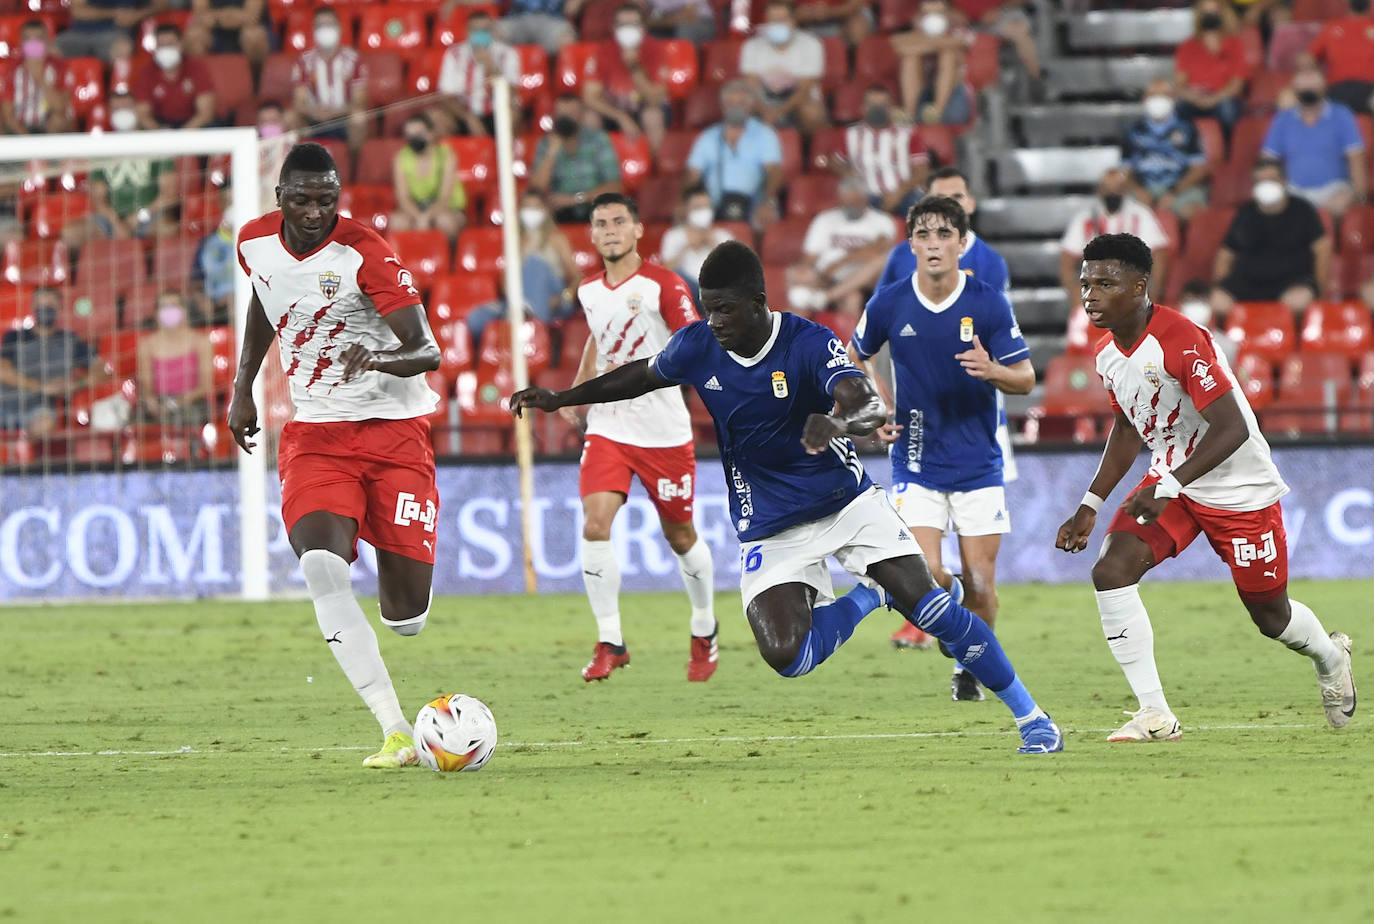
512,240,1062,754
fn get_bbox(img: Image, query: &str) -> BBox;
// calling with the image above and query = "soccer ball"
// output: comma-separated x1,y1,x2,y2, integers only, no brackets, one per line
414,694,498,772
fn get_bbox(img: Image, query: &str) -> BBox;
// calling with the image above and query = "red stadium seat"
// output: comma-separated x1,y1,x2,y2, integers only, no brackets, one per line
1339,202,1374,256
0,285,35,330
258,52,297,106
683,84,722,131
1292,0,1347,19
1064,305,1098,355
389,229,451,291
515,44,550,107
60,285,117,338
30,192,89,240
820,35,848,91
919,123,957,168
434,3,500,46
1168,205,1235,302
446,136,497,199
1228,115,1271,174
661,39,700,101
455,227,507,274
63,57,105,123
829,83,866,124
356,137,403,186
1233,352,1275,410
555,41,597,92
1224,301,1296,363
658,130,698,176
205,54,254,122
406,46,447,96
556,313,590,369
1245,68,1293,112
808,127,846,172
578,0,619,42
478,318,552,375
99,330,141,379
3,240,67,288
853,36,900,91
1262,384,1340,435
562,225,599,274
966,33,1000,91
639,221,670,263
433,320,474,382
812,310,857,344
702,37,743,84
634,175,679,224
609,132,651,193
205,325,236,394
1278,351,1352,393
339,183,396,234
777,128,802,178
786,173,839,218
362,51,404,107
429,272,499,325
455,366,516,454
1040,353,1111,416
315,138,353,185
879,0,911,33
151,238,200,291
357,5,427,52
761,217,811,266
1299,300,1373,358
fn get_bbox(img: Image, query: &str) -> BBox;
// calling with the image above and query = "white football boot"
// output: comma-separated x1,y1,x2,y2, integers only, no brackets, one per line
1107,706,1182,742
1319,632,1356,728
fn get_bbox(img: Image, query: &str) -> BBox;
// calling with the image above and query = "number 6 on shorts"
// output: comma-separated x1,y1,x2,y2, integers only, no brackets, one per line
743,544,763,573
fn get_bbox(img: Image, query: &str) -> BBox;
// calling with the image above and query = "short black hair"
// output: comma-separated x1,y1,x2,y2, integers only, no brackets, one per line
682,184,710,201
257,99,283,116
590,192,639,222
404,112,433,131
907,195,970,238
699,240,765,295
615,2,643,17
21,18,47,34
1253,156,1286,179
1082,232,1153,276
155,22,181,39
313,6,339,20
555,93,581,106
279,142,339,185
929,165,968,186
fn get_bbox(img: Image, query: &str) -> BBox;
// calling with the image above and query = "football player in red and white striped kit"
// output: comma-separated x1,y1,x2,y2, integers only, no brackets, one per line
1057,233,1355,741
229,143,442,769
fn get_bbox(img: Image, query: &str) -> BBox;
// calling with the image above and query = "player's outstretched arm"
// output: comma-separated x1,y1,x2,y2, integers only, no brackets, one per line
510,357,671,418
800,375,888,454
1055,410,1142,553
227,291,276,454
1121,390,1248,525
340,306,441,383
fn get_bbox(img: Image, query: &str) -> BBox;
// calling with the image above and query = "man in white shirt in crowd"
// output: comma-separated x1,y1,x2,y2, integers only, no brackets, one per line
658,185,735,304
1059,166,1172,313
786,175,899,316
739,0,826,135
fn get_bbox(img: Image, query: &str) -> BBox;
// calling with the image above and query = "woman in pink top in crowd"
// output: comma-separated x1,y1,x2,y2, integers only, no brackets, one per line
136,291,214,426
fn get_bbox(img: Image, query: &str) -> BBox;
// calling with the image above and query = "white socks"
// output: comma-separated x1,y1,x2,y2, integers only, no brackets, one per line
300,550,411,737
1278,598,1344,676
581,539,623,646
675,538,716,637
1095,585,1170,714
381,590,431,637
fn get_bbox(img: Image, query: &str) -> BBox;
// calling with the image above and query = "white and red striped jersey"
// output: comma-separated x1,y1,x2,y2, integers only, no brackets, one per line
237,212,437,423
0,59,64,129
437,40,521,116
842,123,929,197
1095,305,1287,511
292,47,366,112
577,261,698,448
1061,197,1171,256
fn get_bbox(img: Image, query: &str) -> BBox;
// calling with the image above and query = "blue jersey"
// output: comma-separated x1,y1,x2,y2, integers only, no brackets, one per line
876,232,1010,294
853,272,1029,493
653,312,872,542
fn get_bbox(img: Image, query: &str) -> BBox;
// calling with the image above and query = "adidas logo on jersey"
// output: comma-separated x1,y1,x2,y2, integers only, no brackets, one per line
899,323,917,337
704,376,723,391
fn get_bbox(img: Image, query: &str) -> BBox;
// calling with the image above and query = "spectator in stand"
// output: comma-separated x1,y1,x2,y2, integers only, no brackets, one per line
133,24,215,130
193,186,236,326
64,93,178,250
1213,158,1330,316
529,95,624,224
497,0,588,55
658,185,736,304
1059,167,1172,312
794,0,873,48
1173,0,1250,137
893,0,975,126
292,7,369,156
108,33,135,95
390,114,467,245
255,100,297,212
0,20,72,135
136,290,214,427
583,4,673,155
739,0,827,136
55,0,151,62
683,80,784,229
1261,66,1367,219
819,84,930,217
184,0,272,77
1176,279,1238,365
0,288,110,436
432,10,520,138
1122,78,1210,220
645,0,716,44
953,0,1043,93
785,175,898,316
1306,0,1374,118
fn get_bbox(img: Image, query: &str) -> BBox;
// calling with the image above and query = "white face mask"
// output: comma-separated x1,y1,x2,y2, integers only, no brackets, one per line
614,24,644,49
920,12,949,36
154,46,181,70
110,107,137,131
314,24,341,50
1143,94,1174,122
686,207,714,230
1253,179,1285,208
518,207,546,231
1180,300,1212,326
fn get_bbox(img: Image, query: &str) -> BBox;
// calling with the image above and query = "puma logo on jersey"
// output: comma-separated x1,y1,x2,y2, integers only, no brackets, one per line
899,323,917,337
704,376,723,391
257,274,272,289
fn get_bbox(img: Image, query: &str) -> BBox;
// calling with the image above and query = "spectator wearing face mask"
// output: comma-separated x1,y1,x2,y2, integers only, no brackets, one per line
1306,0,1374,118
785,175,899,317
1122,78,1210,220
255,100,298,212
390,114,467,245
292,7,369,156
133,24,216,130
739,0,827,136
0,288,110,436
0,20,72,134
1173,0,1250,137
1214,158,1331,316
432,11,521,138
1059,167,1172,312
658,186,736,304
136,291,214,427
530,95,624,224
682,80,784,228
819,84,930,217
1176,279,1238,366
1261,67,1367,219
893,0,975,126
583,4,673,154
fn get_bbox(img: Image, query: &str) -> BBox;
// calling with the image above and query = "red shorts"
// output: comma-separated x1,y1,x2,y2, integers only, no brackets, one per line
279,417,438,564
579,434,695,523
1107,475,1288,602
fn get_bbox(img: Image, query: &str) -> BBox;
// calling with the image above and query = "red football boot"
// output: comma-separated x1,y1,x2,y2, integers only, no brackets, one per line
582,642,630,681
890,621,934,650
687,629,718,682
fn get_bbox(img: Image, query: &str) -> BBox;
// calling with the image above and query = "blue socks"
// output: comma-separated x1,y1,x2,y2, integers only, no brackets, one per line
912,588,1038,719
779,584,882,677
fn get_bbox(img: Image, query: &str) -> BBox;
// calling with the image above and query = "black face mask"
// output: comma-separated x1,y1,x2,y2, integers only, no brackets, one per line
553,116,579,138
1101,192,1124,213
1296,89,1323,106
406,135,428,152
1351,0,1370,13
1198,12,1223,30
34,306,58,328
864,105,891,128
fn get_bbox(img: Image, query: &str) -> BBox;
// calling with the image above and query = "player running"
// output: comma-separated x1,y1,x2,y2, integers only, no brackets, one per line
564,192,717,683
1056,232,1355,741
228,142,442,769
853,196,1034,701
513,240,1062,754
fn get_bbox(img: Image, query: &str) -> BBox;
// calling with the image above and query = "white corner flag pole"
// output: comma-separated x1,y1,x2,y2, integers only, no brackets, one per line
493,77,538,595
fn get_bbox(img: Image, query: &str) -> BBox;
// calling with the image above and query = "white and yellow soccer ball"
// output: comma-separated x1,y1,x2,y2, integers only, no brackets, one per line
413,694,498,772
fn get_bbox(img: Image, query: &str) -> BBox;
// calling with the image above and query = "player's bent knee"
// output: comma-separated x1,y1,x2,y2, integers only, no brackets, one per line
1091,556,1138,592
761,639,805,675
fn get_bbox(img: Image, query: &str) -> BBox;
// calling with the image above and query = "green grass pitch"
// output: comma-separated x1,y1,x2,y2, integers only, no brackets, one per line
3,580,1373,923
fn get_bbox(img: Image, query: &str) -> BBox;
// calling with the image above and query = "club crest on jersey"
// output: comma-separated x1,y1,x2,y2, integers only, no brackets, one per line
771,371,788,398
1143,362,1162,389
959,316,974,342
626,293,643,315
318,271,341,299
